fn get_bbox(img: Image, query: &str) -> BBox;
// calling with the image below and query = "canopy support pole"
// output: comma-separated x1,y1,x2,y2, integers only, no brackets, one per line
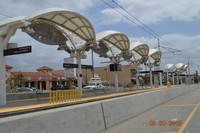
77,53,83,96
114,71,119,92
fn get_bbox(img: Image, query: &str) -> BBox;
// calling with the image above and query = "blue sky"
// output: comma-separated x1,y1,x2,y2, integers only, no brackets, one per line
1,0,200,73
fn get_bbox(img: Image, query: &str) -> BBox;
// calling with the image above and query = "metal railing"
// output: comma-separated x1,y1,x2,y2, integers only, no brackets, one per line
49,89,81,104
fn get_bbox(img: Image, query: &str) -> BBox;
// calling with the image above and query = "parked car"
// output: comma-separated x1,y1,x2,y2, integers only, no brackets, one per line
51,85,77,91
15,87,34,93
83,83,105,90
72,84,86,88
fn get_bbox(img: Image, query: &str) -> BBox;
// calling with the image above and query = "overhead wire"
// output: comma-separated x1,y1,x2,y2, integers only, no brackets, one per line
0,12,11,18
100,0,159,39
111,0,180,52
100,0,200,69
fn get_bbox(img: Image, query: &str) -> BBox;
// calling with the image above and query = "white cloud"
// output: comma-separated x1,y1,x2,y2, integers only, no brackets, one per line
101,8,124,24
128,34,200,72
100,0,200,25
0,0,94,21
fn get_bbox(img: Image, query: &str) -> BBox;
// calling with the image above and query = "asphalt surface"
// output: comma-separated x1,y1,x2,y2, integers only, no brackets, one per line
103,87,200,133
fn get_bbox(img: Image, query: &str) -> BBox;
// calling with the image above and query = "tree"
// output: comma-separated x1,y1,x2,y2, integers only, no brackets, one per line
7,72,24,93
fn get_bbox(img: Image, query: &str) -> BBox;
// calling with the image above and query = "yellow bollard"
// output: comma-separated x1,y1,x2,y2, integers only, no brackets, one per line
66,90,69,101
56,91,60,103
49,91,56,104
79,89,81,99
49,91,52,104
63,90,67,102
167,82,171,88
49,89,83,104
72,90,75,101
131,84,137,90
70,90,72,101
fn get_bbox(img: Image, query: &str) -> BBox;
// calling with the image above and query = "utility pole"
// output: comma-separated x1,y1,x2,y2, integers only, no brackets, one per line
158,38,162,86
158,38,160,51
188,61,191,84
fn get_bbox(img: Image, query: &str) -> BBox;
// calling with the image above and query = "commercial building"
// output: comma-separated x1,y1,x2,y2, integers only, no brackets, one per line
6,64,141,91
5,65,76,92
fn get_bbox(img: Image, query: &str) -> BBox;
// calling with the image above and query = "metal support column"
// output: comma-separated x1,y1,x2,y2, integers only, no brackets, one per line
0,47,6,105
172,73,175,85
114,71,119,92
159,72,162,86
149,67,153,88
77,55,83,96
136,65,139,90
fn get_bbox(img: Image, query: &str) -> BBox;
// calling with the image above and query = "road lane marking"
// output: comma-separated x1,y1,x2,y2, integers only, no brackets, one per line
177,101,200,133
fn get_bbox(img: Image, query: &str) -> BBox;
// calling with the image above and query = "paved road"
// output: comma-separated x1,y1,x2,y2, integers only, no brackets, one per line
103,87,200,133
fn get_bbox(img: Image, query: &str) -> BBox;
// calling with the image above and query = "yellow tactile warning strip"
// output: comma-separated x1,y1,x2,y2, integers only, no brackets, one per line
0,87,163,115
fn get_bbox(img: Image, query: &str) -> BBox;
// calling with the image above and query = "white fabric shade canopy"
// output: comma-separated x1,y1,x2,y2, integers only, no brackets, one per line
129,42,149,64
25,8,96,42
148,49,162,63
0,8,96,52
176,63,188,72
95,30,130,59
165,64,177,72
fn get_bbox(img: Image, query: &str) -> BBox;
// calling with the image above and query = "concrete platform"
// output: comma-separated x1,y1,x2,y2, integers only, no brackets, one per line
0,85,198,133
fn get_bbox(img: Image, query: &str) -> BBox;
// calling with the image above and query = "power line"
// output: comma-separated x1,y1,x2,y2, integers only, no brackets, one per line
100,0,158,39
0,12,11,18
111,0,180,52
100,0,200,71
101,0,181,53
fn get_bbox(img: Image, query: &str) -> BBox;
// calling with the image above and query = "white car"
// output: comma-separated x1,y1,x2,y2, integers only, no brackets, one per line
83,83,105,90
15,87,34,93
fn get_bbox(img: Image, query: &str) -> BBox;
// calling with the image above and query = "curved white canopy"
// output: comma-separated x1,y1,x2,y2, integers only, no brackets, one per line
0,16,25,28
0,16,25,36
96,30,129,50
129,42,149,64
148,49,162,63
165,64,177,72
176,63,184,70
183,65,188,71
95,30,130,59
175,63,186,72
0,8,97,53
24,8,96,42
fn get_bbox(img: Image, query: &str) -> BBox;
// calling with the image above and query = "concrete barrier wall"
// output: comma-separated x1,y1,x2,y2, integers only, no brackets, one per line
0,85,199,133
0,102,105,133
